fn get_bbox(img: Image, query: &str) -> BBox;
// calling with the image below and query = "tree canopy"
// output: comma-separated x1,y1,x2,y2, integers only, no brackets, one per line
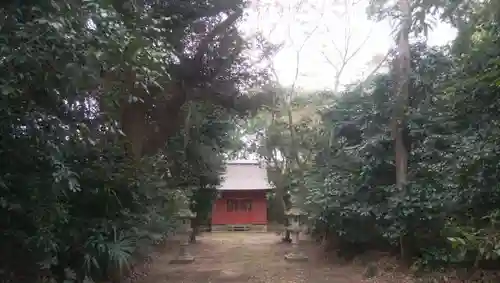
0,0,274,282
4,0,500,282
233,0,500,276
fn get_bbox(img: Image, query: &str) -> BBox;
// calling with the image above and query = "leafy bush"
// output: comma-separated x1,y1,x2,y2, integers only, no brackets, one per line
303,8,500,267
0,0,264,282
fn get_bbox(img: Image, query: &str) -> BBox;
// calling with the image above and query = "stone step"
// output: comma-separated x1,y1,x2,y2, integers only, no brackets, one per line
211,224,267,232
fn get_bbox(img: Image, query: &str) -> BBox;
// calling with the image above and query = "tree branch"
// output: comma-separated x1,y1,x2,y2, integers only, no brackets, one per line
140,9,244,156
192,10,243,67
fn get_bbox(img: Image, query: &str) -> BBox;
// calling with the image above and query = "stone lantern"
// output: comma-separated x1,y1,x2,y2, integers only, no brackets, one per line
170,208,197,264
284,207,308,262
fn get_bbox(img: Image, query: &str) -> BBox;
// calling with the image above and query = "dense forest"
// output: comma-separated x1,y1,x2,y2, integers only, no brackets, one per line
0,0,272,282
2,0,500,282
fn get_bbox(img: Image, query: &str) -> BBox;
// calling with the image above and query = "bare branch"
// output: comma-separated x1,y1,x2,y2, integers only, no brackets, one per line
288,0,326,97
321,51,340,73
344,27,373,64
321,0,373,92
324,26,345,59
364,50,391,82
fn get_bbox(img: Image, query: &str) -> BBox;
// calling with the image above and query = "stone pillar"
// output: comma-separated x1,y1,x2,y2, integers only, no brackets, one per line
170,208,196,264
284,207,308,262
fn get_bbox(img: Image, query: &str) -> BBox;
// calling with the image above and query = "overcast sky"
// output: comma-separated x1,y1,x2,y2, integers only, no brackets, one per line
241,0,457,91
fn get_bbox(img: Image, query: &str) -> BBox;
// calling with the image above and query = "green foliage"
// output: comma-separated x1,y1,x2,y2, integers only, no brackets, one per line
446,211,500,266
301,1,500,269
225,0,500,272
0,0,265,282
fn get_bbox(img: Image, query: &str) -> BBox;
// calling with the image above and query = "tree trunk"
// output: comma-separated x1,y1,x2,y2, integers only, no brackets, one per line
110,10,244,159
395,0,412,261
266,98,292,243
120,101,148,160
282,223,292,243
283,231,292,242
272,177,291,242
394,0,411,190
189,219,198,244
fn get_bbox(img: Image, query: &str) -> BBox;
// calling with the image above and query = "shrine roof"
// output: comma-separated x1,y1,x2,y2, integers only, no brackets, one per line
217,159,273,191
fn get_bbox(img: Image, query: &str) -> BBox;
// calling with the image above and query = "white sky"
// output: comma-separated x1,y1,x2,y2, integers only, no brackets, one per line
242,0,457,91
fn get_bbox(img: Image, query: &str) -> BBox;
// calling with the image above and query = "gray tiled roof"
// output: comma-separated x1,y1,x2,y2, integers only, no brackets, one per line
217,160,272,191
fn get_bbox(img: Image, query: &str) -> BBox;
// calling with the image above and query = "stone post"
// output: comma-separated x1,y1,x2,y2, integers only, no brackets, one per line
170,208,196,264
284,207,308,262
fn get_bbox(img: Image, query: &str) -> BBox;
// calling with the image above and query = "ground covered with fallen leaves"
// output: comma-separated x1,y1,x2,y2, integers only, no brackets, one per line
132,232,417,283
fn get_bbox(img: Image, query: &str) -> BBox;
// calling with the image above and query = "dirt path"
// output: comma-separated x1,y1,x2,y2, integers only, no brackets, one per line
138,232,368,283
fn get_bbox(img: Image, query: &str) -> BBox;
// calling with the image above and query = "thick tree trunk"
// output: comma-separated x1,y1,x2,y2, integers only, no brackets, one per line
114,10,244,159
120,101,148,160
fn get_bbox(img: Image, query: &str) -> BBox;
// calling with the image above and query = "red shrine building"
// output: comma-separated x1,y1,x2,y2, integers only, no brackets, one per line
211,160,272,231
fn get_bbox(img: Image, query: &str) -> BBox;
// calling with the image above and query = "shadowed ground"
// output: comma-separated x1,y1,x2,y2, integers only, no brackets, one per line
136,232,367,283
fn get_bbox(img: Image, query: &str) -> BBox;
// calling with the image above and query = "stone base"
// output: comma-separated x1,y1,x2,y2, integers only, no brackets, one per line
284,252,308,262
170,254,195,264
